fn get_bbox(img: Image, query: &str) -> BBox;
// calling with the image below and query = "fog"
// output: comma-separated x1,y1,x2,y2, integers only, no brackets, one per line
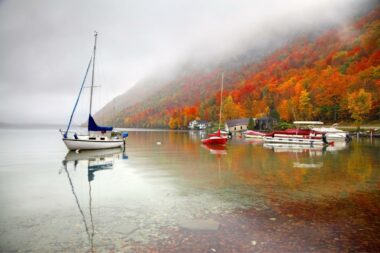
0,0,376,124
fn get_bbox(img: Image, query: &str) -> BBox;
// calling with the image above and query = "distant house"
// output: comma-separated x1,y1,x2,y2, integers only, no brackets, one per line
197,120,210,130
225,117,276,132
188,120,197,129
188,120,210,130
225,118,249,132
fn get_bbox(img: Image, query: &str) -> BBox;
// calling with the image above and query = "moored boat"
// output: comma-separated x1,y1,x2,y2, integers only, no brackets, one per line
263,128,332,146
201,73,228,146
293,121,350,142
210,129,232,139
63,133,125,150
201,129,228,145
311,126,350,142
244,130,267,139
61,32,128,151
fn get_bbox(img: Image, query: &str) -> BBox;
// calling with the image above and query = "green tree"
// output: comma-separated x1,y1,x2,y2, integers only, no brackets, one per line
298,90,312,120
222,95,241,121
347,89,372,129
247,118,255,130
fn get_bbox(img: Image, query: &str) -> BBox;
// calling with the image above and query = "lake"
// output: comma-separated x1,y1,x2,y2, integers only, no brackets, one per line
0,128,379,252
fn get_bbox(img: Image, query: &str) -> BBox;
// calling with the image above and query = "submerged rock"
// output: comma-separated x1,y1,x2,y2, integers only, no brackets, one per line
178,219,220,231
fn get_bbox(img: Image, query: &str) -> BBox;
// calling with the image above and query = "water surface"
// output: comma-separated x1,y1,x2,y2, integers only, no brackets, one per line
0,129,379,252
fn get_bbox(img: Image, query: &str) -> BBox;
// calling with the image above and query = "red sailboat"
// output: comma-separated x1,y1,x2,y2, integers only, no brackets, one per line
201,129,228,145
201,73,228,146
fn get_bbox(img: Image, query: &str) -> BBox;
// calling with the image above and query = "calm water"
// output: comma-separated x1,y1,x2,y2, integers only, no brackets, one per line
0,129,379,252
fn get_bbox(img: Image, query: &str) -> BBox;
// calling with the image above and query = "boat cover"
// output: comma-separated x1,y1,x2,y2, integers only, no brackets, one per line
88,115,113,132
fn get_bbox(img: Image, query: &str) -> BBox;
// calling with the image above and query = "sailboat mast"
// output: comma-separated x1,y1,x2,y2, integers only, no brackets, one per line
89,31,98,116
218,72,224,130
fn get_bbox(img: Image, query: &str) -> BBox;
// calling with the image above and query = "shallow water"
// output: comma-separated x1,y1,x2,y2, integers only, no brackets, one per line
0,129,379,252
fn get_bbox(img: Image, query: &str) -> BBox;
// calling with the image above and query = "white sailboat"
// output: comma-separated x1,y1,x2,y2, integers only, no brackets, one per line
61,32,128,151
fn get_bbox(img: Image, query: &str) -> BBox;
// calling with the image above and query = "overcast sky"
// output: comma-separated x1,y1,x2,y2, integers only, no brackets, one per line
0,0,376,124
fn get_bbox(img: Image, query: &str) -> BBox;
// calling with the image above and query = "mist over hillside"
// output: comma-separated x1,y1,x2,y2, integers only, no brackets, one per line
96,2,379,128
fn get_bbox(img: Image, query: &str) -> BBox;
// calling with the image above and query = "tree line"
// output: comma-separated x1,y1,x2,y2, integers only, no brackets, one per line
120,8,379,129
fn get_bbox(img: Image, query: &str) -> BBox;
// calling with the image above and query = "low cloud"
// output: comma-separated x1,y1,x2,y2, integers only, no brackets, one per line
0,0,376,124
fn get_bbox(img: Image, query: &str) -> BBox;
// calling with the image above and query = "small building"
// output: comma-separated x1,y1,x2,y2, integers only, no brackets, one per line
225,118,249,132
197,120,210,130
188,120,210,130
225,117,276,132
188,120,197,129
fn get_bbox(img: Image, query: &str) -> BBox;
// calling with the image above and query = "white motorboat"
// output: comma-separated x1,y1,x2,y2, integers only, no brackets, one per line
292,121,350,141
311,126,350,141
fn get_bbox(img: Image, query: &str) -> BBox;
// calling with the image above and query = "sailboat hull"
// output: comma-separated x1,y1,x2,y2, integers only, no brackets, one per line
201,136,228,145
63,138,124,150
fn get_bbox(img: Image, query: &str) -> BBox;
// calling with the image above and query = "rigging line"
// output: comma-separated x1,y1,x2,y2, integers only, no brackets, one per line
63,165,92,247
64,57,93,138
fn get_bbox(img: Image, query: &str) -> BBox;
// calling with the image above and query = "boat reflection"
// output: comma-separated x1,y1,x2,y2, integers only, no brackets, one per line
262,143,340,169
63,148,125,180
325,140,349,152
263,141,348,153
201,144,227,155
263,143,326,153
64,147,123,161
244,138,264,146
60,148,124,252
189,130,207,141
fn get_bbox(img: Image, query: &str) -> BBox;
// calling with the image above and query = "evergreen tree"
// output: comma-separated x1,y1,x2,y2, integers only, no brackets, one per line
247,118,255,130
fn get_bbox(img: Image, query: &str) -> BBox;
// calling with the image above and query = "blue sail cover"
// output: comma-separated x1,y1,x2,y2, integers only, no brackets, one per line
88,115,113,132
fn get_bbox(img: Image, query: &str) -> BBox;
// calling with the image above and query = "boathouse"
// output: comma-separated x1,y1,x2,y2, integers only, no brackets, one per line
225,118,249,132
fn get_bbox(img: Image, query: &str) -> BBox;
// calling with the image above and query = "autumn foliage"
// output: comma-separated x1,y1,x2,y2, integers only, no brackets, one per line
116,7,380,129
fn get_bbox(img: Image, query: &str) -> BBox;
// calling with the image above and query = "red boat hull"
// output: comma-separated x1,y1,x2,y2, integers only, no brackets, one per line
201,136,228,145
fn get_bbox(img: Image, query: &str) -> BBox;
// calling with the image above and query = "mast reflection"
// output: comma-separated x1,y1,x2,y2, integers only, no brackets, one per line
61,148,124,252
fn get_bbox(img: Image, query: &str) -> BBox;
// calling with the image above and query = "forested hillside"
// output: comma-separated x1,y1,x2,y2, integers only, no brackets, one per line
97,7,380,129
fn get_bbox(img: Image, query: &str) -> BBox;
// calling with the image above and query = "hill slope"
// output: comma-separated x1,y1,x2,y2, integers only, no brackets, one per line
97,7,380,128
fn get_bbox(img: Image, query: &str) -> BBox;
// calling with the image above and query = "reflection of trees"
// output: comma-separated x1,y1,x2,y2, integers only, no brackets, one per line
217,141,380,202
345,141,375,183
126,131,380,203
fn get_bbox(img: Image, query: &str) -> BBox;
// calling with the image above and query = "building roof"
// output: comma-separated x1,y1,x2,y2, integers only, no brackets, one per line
226,118,249,127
